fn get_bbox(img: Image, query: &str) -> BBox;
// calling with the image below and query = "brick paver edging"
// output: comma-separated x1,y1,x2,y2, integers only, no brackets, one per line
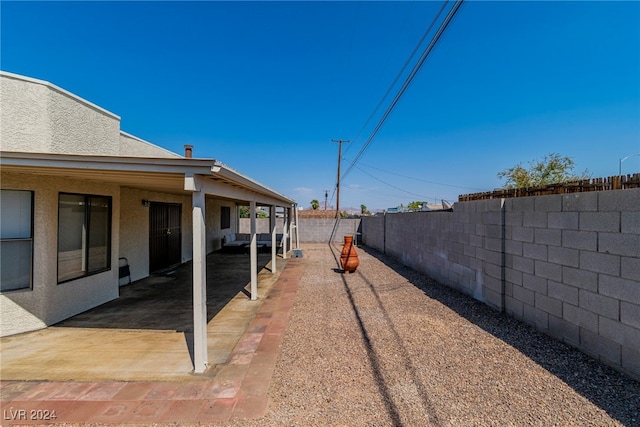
0,258,304,425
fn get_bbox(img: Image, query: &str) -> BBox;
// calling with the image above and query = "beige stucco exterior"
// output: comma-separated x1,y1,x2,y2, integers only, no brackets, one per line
0,172,120,336
119,132,181,158
1,73,120,155
1,71,180,159
119,188,193,283
206,198,239,253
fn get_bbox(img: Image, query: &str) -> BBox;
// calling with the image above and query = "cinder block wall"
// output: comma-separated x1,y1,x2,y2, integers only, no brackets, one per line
298,218,361,243
239,217,361,243
239,218,284,234
361,188,640,380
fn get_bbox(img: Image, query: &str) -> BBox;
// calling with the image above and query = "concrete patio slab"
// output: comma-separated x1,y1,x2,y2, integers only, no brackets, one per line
0,251,304,424
1,251,283,382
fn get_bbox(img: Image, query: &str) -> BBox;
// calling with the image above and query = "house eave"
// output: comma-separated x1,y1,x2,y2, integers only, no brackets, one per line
0,151,296,205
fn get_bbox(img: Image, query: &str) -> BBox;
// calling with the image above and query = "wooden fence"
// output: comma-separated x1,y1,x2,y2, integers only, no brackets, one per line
459,173,640,202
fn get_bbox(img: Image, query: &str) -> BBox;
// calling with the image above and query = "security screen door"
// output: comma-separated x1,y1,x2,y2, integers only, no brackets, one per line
149,202,182,272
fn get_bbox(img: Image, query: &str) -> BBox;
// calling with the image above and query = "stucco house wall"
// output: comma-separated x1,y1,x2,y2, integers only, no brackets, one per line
119,132,181,158
206,199,238,253
0,171,120,337
119,188,194,283
1,72,121,155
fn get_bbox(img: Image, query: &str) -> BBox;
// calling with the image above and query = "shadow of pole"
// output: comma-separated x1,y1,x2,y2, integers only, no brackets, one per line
183,332,195,368
358,269,441,426
328,243,404,426
360,245,640,426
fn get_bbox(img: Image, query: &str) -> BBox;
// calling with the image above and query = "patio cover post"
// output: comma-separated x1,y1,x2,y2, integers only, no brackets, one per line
250,200,258,300
270,205,277,273
295,203,300,249
287,206,293,252
282,209,288,259
190,181,208,373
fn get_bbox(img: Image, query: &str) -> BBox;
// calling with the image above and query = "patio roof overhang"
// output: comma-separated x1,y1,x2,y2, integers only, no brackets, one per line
1,150,296,374
0,151,296,207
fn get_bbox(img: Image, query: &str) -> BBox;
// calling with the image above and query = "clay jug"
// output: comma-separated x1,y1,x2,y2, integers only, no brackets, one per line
340,235,359,273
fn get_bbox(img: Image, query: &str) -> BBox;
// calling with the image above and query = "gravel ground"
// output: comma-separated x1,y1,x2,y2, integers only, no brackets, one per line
224,243,639,426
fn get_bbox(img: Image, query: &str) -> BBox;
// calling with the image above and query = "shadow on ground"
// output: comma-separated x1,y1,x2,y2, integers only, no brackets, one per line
328,243,441,426
360,245,640,426
57,251,274,333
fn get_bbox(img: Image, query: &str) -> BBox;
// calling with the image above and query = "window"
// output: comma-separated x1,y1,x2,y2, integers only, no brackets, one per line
221,206,231,229
58,193,111,283
0,190,34,292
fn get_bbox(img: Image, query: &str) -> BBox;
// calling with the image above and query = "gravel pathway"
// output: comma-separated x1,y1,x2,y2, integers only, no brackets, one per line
224,243,639,426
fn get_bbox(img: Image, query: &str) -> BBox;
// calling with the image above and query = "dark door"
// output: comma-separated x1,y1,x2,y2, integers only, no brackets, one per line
149,202,182,272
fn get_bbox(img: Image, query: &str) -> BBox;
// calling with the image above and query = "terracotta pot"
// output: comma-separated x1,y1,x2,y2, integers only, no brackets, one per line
340,235,359,273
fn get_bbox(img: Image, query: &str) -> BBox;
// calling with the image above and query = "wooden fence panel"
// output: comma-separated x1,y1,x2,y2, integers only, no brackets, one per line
459,173,640,201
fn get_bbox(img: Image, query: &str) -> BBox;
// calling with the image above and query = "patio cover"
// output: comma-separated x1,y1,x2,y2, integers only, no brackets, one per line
0,151,297,373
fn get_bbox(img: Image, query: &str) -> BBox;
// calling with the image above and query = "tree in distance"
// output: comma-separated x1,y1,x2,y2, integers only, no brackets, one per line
360,204,371,216
497,153,590,189
239,206,268,218
407,201,426,211
310,199,320,210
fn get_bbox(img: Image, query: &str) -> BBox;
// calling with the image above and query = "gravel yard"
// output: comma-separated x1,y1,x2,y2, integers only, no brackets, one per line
219,243,640,427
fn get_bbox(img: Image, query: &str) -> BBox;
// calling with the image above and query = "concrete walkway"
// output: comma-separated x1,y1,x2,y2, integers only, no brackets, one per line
0,254,303,424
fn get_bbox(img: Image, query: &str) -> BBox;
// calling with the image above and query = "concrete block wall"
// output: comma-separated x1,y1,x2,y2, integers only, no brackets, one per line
362,215,385,252
298,218,361,243
361,188,640,380
239,218,285,234
239,217,361,243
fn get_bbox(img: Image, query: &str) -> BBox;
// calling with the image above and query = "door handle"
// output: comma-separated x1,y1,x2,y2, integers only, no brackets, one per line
166,228,172,235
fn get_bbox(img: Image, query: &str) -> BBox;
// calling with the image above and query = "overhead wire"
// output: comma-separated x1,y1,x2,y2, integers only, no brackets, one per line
341,0,465,182
342,184,418,205
353,164,440,200
352,160,488,192
344,0,450,157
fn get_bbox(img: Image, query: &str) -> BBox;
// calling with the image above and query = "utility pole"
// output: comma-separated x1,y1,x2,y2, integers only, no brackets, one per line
323,189,329,210
332,139,349,218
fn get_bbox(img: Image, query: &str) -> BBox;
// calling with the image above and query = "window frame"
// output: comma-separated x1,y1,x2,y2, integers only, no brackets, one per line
0,189,34,293
57,192,112,284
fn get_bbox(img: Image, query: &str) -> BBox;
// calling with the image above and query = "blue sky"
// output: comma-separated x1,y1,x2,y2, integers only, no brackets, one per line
2,1,639,210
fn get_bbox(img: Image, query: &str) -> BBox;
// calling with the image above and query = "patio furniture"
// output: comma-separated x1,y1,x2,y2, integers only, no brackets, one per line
222,233,249,252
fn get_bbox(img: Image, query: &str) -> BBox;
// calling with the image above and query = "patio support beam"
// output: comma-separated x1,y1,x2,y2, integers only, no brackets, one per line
270,205,277,273
294,203,300,249
196,178,287,209
250,200,258,300
286,207,293,254
189,176,208,374
282,208,288,259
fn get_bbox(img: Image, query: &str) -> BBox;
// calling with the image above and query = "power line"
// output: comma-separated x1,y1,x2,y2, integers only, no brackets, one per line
352,159,487,192
344,0,450,157
354,164,437,200
342,0,465,181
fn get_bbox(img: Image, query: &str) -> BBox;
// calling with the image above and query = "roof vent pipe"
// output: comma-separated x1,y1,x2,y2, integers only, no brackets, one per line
184,145,193,158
